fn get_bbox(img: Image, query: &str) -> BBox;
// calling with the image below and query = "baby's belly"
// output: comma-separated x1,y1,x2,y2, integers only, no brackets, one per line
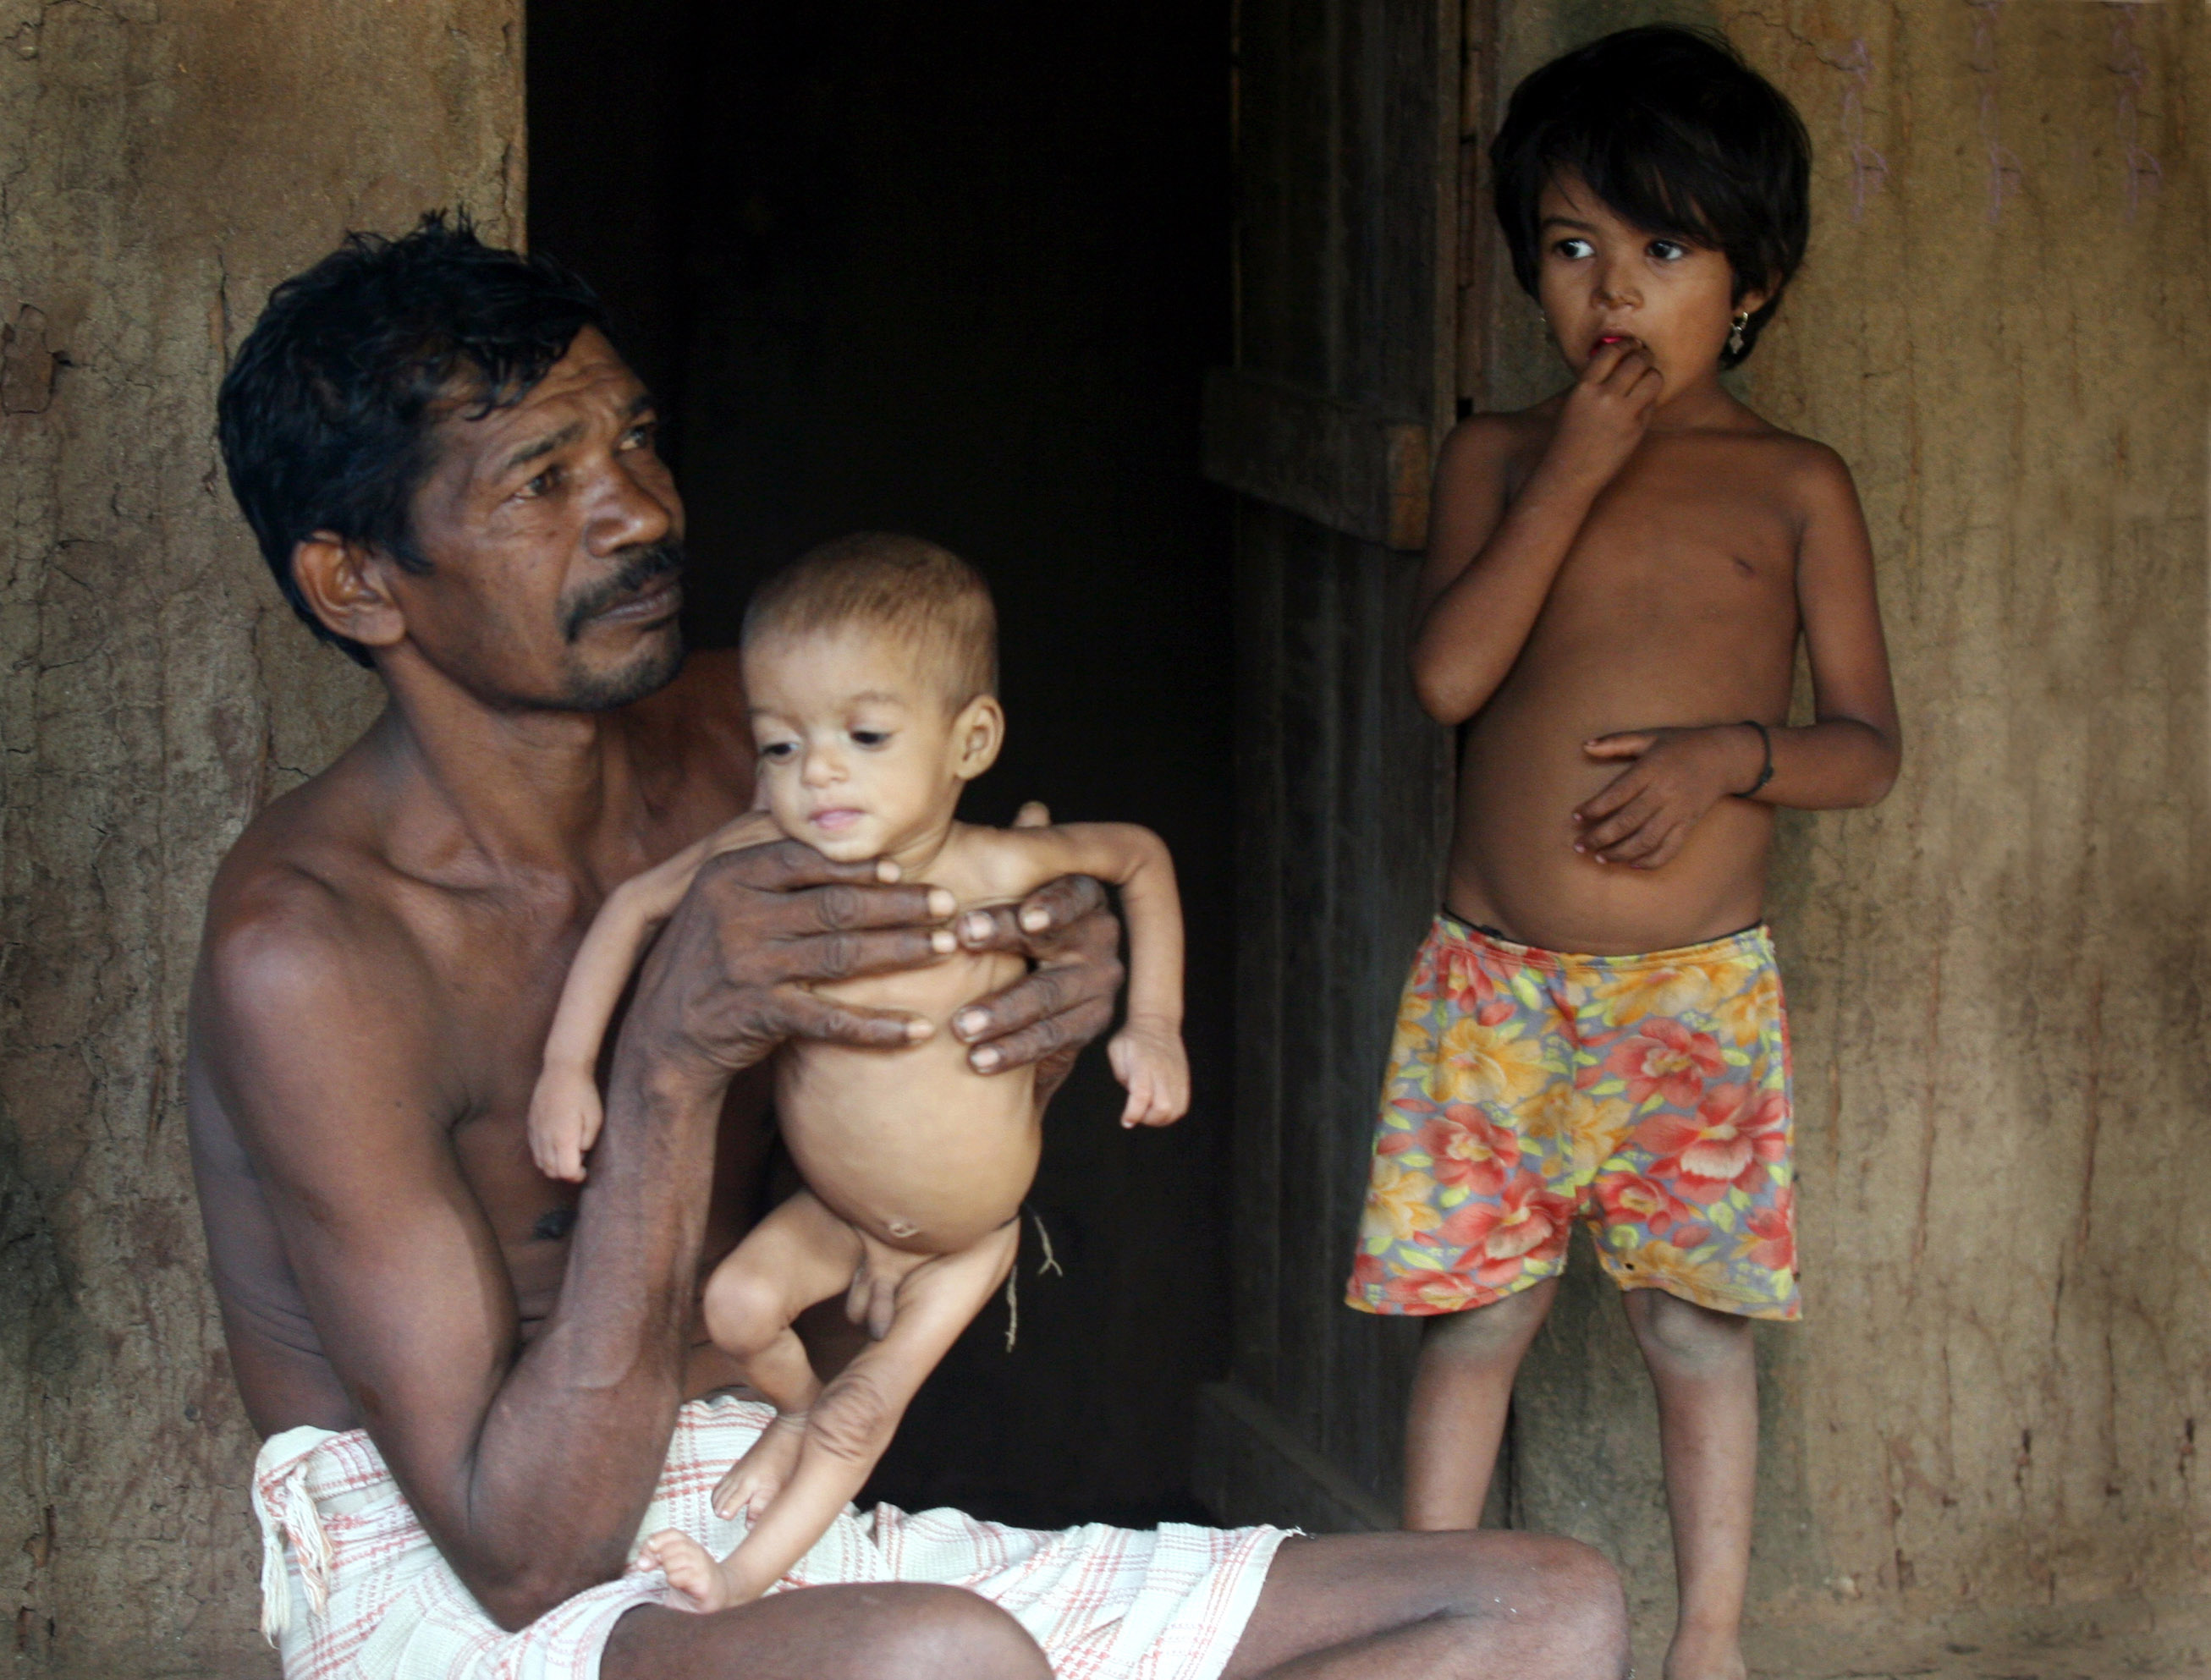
1449,683,1775,955
777,1035,1041,1253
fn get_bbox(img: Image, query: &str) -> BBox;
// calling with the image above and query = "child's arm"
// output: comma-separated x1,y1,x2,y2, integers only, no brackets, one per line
527,812,784,1181
1410,340,1664,726
1571,447,1902,869
983,822,1186,1126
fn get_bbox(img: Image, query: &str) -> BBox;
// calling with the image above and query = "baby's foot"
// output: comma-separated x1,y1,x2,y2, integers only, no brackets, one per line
638,1529,734,1614
712,1414,807,1521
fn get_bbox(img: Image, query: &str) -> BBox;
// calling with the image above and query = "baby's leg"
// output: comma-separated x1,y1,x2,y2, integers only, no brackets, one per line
718,1218,1021,1606
1402,1278,1558,1529
701,1194,866,1522
1624,1287,1757,1680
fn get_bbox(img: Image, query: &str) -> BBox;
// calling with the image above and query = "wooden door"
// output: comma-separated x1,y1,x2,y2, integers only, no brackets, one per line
1193,0,1501,1529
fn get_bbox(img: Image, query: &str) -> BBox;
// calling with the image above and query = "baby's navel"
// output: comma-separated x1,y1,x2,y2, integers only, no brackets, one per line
884,1216,919,1239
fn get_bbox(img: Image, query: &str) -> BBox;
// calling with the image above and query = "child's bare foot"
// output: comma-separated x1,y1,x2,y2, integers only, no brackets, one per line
712,1413,807,1520
1664,1619,1746,1680
638,1529,734,1614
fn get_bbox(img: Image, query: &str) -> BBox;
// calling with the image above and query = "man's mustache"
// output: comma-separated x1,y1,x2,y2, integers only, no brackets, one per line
561,541,687,642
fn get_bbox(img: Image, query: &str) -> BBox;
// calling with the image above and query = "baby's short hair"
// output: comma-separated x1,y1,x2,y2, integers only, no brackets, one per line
1492,25,1810,368
742,531,998,707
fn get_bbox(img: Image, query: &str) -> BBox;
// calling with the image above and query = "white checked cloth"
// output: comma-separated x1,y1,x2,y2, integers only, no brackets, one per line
252,1392,1286,1679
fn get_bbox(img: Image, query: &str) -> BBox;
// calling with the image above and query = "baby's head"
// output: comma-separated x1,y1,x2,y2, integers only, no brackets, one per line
740,532,1004,863
1493,25,1809,382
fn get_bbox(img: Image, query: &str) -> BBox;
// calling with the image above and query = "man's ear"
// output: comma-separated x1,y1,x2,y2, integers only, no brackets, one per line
950,695,1005,782
290,532,407,656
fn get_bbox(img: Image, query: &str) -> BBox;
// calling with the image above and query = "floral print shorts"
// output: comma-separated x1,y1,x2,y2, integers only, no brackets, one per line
1346,914,1798,1321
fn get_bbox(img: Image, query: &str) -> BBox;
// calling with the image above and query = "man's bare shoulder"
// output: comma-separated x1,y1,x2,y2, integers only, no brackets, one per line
620,645,753,777
199,747,437,1067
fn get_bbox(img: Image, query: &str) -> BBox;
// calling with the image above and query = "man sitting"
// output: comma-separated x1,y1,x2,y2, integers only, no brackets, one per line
187,215,1629,1680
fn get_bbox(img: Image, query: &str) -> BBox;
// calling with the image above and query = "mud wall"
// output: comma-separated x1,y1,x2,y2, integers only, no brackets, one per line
0,5,520,1673
1488,2,2211,1664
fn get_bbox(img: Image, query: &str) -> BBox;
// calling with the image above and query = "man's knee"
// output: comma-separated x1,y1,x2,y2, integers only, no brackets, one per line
870,1584,1050,1680
1515,1535,1631,1677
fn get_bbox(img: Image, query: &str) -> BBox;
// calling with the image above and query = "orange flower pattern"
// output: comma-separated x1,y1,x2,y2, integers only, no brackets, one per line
1346,915,1799,1321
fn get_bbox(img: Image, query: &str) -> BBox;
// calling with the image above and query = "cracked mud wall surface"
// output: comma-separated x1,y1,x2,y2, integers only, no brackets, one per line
1484,0,2211,1653
0,3,520,1673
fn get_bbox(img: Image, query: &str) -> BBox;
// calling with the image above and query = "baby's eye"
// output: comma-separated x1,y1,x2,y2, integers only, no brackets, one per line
1553,237,1595,261
1647,239,1689,262
851,729,892,749
759,740,798,761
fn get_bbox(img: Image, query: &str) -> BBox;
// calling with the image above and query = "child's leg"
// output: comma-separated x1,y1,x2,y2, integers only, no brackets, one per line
1402,1278,1557,1529
700,1194,867,1521
1624,1287,1757,1680
717,1218,1020,1605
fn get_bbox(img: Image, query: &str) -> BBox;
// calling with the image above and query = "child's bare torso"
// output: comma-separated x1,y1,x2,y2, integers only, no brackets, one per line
778,825,1037,1255
1453,413,1812,954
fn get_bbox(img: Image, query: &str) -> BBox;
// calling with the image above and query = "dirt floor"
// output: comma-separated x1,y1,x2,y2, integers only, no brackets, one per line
1733,1597,2211,1680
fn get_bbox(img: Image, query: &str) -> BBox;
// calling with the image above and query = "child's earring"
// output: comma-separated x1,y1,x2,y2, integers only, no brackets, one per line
1728,310,1751,357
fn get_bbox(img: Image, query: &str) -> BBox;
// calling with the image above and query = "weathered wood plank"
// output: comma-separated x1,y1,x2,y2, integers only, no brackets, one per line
1193,1381,1394,1532
1201,367,1430,549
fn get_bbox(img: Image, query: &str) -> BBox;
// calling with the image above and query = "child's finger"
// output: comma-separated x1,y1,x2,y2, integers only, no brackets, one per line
1582,731,1655,760
1581,791,1659,853
1602,811,1673,865
1012,800,1053,828
1575,771,1646,825
1632,826,1689,870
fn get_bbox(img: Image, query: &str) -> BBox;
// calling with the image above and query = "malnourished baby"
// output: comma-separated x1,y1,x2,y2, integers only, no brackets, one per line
527,531,1188,1609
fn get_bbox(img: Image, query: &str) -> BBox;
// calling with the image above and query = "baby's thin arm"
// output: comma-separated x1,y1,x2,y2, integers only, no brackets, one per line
992,823,1182,1031
531,814,784,1180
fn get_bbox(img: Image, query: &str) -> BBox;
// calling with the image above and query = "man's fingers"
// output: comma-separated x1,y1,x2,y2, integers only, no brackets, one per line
765,925,960,988
769,988,932,1049
956,872,1108,947
967,995,1116,1076
701,837,934,907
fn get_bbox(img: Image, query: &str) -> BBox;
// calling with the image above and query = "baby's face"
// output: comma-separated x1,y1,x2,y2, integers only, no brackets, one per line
744,627,980,864
1534,170,1764,393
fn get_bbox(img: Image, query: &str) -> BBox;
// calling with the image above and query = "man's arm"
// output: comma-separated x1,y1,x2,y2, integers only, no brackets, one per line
531,811,786,1181
1410,342,1663,726
195,843,953,1631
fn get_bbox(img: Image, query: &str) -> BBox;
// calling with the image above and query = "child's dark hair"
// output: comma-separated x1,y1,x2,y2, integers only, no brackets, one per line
1491,25,1810,368
217,211,608,665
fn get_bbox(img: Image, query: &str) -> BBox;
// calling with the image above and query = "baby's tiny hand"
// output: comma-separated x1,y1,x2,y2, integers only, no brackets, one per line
1108,1018,1190,1128
639,1529,735,1614
525,1072,604,1183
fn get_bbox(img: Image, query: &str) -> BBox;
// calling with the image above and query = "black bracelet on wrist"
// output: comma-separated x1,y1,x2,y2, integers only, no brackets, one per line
1741,720,1774,796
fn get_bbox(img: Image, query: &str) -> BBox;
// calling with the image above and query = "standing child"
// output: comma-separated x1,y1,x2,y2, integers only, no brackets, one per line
1345,26,1899,1680
528,533,1189,1609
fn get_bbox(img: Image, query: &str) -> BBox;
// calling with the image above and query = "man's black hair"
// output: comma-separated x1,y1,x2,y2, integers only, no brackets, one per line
1491,25,1811,369
217,211,609,665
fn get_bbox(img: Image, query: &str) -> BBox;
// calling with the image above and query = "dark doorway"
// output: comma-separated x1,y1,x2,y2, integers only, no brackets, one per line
528,2,1236,1526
